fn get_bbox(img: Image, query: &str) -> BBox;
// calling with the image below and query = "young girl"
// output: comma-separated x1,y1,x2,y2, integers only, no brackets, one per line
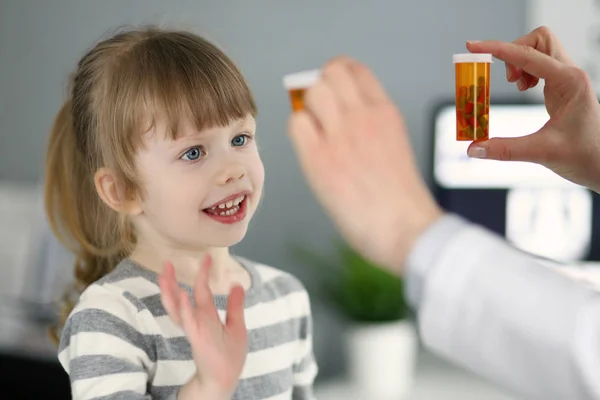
45,26,317,400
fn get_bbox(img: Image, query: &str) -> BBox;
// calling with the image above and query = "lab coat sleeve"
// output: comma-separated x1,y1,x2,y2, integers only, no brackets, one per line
405,213,600,400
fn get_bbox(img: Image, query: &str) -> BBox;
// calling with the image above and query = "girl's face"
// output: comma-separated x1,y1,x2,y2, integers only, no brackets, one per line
131,114,264,250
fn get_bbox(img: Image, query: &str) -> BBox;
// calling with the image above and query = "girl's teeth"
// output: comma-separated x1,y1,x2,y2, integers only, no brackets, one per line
209,195,246,212
218,206,239,216
234,195,245,205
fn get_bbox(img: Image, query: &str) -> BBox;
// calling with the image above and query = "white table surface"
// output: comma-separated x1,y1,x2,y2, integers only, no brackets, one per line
314,349,518,400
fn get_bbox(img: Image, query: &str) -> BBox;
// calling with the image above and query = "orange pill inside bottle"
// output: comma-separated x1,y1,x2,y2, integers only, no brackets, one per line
453,53,492,141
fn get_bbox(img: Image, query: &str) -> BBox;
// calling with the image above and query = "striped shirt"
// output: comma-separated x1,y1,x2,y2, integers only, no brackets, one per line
58,257,318,400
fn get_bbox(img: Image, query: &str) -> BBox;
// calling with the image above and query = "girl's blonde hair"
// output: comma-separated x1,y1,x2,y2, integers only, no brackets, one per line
44,26,257,343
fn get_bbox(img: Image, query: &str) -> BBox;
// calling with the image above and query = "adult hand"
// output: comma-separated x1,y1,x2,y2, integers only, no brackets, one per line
287,57,443,274
466,26,600,193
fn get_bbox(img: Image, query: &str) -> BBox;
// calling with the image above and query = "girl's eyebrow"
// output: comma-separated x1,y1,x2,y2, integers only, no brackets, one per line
238,116,257,132
169,116,256,147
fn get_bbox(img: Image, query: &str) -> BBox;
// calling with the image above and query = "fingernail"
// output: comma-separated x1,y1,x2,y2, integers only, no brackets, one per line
468,146,487,159
517,78,527,91
467,40,481,44
506,68,513,81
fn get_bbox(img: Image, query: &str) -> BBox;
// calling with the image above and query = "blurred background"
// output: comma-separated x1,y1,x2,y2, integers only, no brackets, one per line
2,0,600,399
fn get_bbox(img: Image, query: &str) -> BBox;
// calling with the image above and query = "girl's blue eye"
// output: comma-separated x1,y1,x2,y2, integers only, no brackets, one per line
181,146,204,161
232,134,249,147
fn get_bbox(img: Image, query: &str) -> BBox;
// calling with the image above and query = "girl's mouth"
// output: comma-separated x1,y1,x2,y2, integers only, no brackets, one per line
202,194,248,224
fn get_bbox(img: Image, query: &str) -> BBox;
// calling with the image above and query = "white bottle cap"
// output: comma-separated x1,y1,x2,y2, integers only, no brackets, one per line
453,53,493,63
283,69,321,90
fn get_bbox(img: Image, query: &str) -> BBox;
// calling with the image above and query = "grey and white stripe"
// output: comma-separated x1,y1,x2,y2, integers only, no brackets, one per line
58,257,318,400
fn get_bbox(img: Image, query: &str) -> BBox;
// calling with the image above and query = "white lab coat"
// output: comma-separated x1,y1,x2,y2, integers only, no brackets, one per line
406,214,600,399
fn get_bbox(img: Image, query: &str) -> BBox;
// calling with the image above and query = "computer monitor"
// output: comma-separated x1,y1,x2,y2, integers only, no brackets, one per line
430,101,598,262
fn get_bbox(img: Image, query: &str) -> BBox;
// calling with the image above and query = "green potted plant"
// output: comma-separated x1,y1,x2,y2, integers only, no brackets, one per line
293,241,418,399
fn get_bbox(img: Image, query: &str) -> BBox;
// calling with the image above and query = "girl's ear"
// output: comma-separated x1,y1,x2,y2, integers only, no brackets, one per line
94,168,142,216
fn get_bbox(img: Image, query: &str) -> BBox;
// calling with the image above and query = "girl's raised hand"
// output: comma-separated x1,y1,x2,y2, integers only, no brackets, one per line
158,255,247,397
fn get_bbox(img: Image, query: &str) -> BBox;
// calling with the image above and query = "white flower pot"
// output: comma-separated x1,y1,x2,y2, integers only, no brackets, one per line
346,319,417,399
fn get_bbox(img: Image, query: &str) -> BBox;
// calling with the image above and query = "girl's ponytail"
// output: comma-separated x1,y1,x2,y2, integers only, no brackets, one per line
44,100,123,344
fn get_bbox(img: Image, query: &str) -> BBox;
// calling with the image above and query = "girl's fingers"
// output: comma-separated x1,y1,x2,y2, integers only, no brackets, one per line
225,285,247,342
159,262,182,326
179,290,201,349
193,255,220,321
